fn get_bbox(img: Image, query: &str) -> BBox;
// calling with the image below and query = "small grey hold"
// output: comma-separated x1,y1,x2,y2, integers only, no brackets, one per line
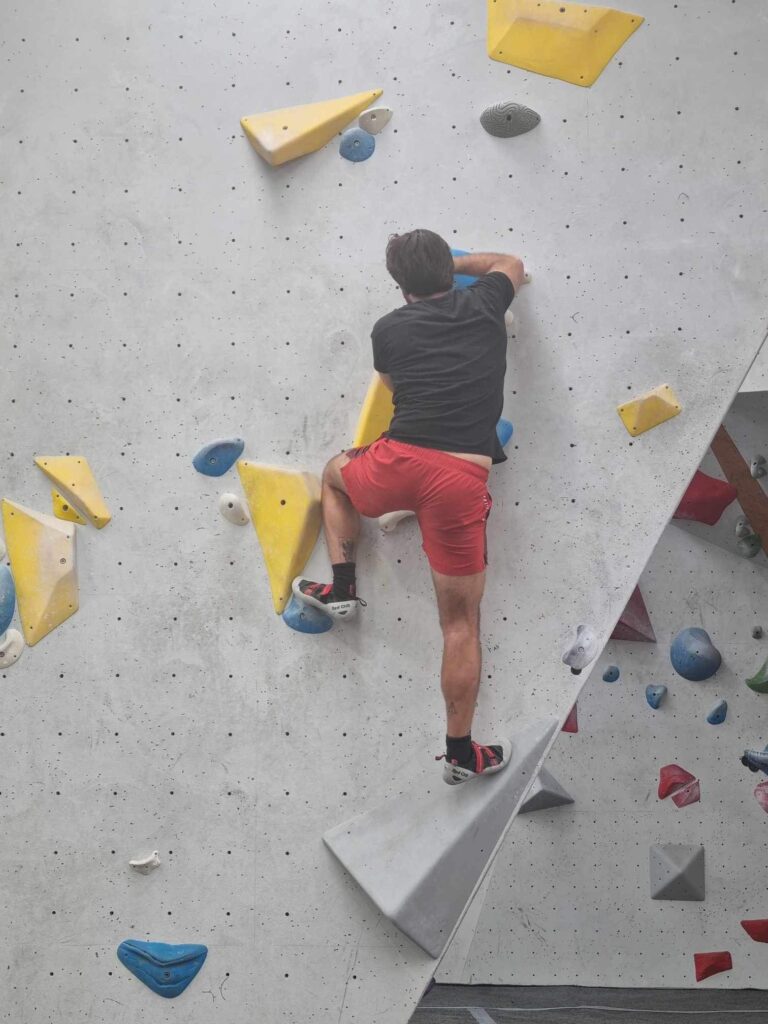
751,455,766,479
480,101,540,139
753,626,764,639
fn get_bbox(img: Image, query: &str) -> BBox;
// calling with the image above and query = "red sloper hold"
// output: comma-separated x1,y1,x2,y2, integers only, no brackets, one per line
658,764,696,800
755,781,768,813
562,703,578,733
741,919,768,943
611,586,656,643
694,951,732,982
671,778,701,808
674,470,738,526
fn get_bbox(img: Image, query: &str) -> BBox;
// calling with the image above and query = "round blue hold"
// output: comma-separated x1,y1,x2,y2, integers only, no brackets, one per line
0,565,15,636
646,684,667,710
496,418,514,448
602,665,620,683
670,627,722,681
340,128,375,162
282,595,333,635
706,699,727,725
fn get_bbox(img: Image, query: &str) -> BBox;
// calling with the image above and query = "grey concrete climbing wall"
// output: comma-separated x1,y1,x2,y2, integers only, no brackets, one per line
1,1,767,1021
439,463,768,986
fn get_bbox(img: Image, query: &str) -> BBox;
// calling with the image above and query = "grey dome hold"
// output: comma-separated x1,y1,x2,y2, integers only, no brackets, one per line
480,102,540,139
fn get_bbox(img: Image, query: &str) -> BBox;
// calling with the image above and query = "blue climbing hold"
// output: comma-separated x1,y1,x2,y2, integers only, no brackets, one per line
603,665,620,683
496,418,514,448
707,699,727,725
670,627,722,682
451,248,477,290
116,940,208,999
282,594,333,635
0,565,15,637
646,684,667,710
340,127,375,162
192,438,244,477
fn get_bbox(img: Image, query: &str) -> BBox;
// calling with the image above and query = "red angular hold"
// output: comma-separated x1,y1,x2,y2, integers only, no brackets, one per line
658,764,696,800
694,951,732,982
562,703,578,734
611,586,656,643
674,470,738,526
671,779,701,808
741,919,768,943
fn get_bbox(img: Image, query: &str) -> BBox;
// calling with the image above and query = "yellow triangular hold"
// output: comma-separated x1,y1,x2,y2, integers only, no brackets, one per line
2,499,79,646
353,373,394,448
51,490,87,525
241,89,383,167
617,384,682,437
34,456,111,529
487,0,643,87
236,462,322,614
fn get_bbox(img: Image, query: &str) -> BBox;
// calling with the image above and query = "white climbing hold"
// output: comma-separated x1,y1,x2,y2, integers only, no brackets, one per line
358,105,393,135
129,850,161,874
0,628,25,669
562,624,599,674
219,492,250,526
751,455,766,479
379,509,415,533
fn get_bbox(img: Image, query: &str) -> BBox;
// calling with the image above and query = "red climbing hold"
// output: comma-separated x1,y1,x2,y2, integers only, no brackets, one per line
674,470,738,526
658,764,696,800
694,951,732,982
611,586,656,643
562,703,578,734
741,919,768,943
671,779,701,808
754,781,768,813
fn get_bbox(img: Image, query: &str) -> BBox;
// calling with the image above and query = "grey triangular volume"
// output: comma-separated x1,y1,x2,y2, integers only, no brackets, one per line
519,767,575,814
650,844,705,901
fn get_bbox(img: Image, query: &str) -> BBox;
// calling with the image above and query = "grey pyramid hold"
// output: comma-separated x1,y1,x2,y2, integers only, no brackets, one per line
650,844,705,901
519,767,574,814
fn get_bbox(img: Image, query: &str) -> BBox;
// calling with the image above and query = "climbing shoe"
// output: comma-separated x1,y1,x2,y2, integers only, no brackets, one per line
291,577,365,620
437,739,512,786
741,748,768,774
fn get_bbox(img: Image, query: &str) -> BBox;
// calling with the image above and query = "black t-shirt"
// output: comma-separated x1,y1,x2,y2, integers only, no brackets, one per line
371,272,514,464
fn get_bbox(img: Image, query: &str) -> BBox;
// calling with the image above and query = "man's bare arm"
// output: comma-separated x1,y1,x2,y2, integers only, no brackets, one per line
453,252,526,292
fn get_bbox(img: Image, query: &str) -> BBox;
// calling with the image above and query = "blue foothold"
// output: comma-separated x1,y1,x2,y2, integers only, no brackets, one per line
282,595,333,635
0,565,15,637
192,437,245,477
670,627,722,682
451,248,477,290
496,418,514,448
706,699,727,725
116,940,208,999
646,684,667,710
340,127,375,162
602,665,620,683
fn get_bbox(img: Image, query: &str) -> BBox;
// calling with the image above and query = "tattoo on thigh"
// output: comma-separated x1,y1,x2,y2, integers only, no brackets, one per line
340,538,356,562
447,701,458,717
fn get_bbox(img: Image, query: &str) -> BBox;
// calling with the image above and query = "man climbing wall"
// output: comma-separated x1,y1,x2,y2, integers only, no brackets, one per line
294,229,527,784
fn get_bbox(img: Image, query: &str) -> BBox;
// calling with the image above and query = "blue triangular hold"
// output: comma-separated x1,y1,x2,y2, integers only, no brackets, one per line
496,418,514,448
117,940,208,998
192,438,244,477
646,684,667,710
282,594,334,634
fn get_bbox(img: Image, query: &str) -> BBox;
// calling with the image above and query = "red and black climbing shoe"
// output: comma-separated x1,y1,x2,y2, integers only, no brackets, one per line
437,739,513,786
291,577,365,620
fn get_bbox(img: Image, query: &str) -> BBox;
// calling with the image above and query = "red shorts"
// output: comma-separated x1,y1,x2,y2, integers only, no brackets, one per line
340,437,492,576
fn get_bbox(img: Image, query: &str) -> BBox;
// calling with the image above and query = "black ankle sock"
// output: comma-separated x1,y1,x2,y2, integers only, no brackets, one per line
331,562,356,600
446,734,473,766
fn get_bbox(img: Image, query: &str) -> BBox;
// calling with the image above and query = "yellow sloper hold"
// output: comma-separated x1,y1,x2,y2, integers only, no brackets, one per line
236,462,322,614
241,89,383,166
2,500,79,646
617,384,682,437
353,373,394,448
51,490,87,525
34,456,111,529
487,0,643,87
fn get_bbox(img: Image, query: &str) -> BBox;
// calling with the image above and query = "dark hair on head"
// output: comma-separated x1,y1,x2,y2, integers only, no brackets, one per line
385,229,454,297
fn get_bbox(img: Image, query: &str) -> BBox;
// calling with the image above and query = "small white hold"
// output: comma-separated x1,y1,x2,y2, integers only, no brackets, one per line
504,309,515,329
129,850,161,874
735,516,754,540
379,509,415,533
562,624,599,675
359,105,393,135
0,629,25,669
219,492,250,525
751,455,766,479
